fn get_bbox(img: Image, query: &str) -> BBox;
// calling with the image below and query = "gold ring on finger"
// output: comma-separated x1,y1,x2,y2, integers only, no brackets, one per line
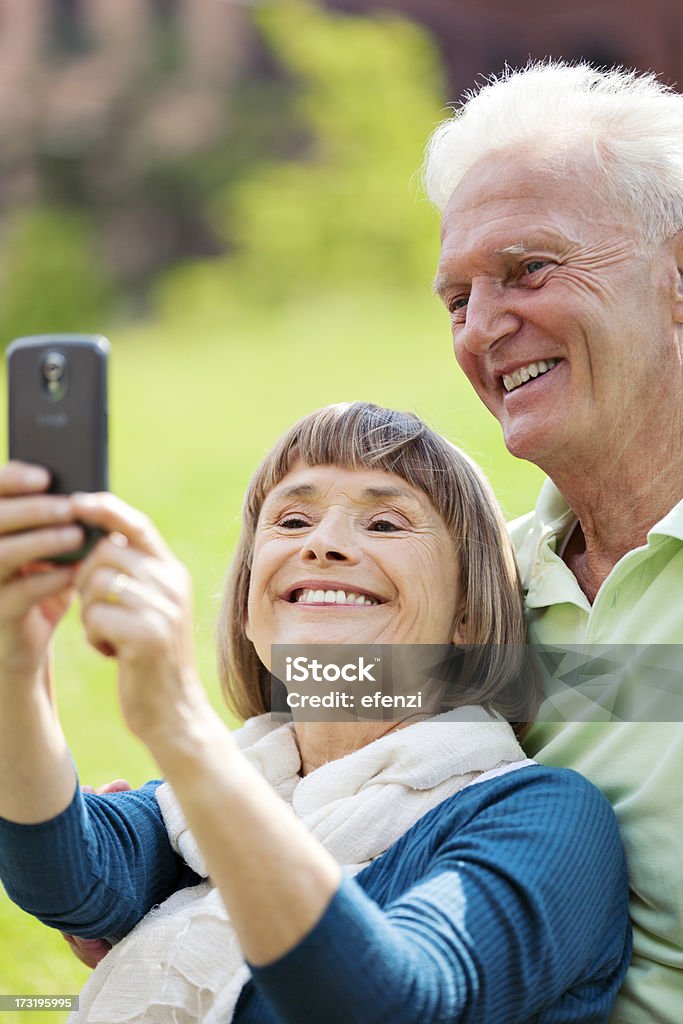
104,572,129,606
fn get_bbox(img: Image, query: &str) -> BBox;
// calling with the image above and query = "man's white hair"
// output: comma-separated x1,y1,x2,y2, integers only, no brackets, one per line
423,62,683,245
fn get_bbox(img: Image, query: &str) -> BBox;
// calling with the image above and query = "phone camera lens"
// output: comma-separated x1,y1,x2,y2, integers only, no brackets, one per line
42,352,66,382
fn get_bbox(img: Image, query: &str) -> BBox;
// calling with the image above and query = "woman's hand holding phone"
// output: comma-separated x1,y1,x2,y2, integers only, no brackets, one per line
0,461,85,683
0,461,86,824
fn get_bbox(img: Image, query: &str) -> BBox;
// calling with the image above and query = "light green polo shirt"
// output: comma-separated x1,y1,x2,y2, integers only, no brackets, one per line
511,478,683,1024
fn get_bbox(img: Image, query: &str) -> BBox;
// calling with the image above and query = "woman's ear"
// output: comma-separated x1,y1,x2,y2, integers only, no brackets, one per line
243,610,252,642
451,609,467,644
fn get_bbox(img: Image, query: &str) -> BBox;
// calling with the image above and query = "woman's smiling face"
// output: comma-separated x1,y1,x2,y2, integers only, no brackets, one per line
245,462,465,669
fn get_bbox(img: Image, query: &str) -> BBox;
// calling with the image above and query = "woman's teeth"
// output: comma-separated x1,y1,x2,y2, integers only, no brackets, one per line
294,589,379,606
503,358,559,393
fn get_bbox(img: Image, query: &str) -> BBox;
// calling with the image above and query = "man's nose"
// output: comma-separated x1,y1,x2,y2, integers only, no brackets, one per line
460,277,520,355
300,515,359,565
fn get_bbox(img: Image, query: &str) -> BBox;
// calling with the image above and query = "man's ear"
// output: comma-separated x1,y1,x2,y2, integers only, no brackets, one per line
674,228,683,325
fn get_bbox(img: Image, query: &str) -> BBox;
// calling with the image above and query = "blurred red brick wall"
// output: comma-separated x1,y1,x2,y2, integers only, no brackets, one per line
325,0,682,99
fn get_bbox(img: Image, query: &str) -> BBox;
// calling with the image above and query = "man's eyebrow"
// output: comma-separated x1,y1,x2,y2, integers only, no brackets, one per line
434,231,576,294
432,251,522,296
496,232,578,256
434,244,535,292
433,273,455,298
496,243,529,256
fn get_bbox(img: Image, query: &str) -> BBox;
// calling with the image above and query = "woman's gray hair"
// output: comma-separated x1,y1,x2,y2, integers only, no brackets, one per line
423,61,683,246
217,402,539,731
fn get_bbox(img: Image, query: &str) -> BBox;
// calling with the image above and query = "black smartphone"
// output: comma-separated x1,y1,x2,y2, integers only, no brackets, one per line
7,334,109,563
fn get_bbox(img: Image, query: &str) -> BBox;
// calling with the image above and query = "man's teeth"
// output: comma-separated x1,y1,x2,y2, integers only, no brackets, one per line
503,358,559,393
294,588,379,605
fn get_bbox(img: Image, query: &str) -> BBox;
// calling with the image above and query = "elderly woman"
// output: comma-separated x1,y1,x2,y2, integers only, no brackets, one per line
0,403,629,1023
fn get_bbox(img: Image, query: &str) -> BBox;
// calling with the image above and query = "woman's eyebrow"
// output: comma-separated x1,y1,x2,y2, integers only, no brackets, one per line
270,484,317,501
359,486,420,505
266,483,421,506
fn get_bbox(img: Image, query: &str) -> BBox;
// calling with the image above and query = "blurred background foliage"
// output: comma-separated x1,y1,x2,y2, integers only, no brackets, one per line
0,207,115,342
155,1,443,317
0,0,678,1016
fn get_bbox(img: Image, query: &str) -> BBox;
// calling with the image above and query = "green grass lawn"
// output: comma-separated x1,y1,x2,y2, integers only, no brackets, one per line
0,285,543,1021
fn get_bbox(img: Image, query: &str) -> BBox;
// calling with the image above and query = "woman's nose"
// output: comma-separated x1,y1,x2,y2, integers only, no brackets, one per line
299,517,359,565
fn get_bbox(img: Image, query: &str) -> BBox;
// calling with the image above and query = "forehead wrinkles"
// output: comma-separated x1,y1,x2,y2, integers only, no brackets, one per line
437,180,628,289
436,221,572,294
438,144,622,256
260,471,431,518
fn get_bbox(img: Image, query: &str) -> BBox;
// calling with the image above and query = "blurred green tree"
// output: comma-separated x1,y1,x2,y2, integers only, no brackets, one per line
156,0,444,321
0,206,115,347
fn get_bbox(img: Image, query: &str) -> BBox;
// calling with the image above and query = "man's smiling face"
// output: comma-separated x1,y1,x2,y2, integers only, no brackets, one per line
435,146,682,471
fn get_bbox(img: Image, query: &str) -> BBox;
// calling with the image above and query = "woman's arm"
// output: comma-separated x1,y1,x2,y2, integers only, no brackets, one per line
71,491,341,962
0,466,202,948
246,771,631,1023
0,778,201,941
0,462,86,825
150,709,342,963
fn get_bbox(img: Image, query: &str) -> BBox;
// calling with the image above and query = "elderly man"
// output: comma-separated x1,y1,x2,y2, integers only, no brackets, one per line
425,63,683,1023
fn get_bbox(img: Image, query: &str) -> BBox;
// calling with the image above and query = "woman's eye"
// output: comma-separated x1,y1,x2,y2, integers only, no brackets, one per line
278,516,310,529
368,519,401,533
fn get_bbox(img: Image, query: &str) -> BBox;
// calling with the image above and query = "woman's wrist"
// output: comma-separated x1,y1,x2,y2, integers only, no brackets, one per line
0,655,49,693
142,687,232,774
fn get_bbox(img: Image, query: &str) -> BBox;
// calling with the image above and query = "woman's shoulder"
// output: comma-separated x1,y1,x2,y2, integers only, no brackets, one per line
443,761,618,832
392,761,622,869
360,759,628,949
459,758,611,803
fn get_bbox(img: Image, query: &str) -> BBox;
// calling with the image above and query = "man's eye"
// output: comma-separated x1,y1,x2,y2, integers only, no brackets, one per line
279,516,310,529
523,260,548,275
368,519,401,533
449,296,469,312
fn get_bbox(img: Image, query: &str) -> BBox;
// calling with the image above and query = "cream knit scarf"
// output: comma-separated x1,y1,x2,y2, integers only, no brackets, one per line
72,709,529,1023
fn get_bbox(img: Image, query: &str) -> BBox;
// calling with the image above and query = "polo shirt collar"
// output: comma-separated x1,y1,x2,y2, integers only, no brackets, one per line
523,479,683,611
523,481,584,609
530,478,683,546
648,499,683,543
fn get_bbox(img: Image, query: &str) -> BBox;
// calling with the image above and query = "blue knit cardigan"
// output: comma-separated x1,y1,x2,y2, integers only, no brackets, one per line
0,765,631,1023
